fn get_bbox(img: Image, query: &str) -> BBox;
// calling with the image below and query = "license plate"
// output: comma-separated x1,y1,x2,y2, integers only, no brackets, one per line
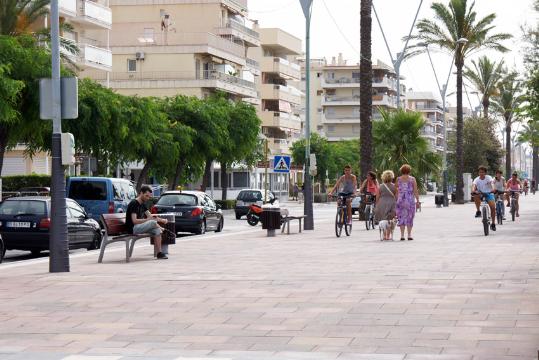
7,221,31,228
174,212,182,217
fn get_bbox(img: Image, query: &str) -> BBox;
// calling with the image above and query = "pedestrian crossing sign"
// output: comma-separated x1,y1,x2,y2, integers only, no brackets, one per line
273,155,291,173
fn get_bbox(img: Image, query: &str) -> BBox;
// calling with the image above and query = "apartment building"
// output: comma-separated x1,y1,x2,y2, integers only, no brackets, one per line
90,0,258,102
248,27,303,156
407,91,445,153
299,55,404,142
1,0,112,177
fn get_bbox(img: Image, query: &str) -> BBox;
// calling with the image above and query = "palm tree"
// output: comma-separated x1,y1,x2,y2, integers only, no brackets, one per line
408,0,511,203
492,71,524,178
464,56,504,119
373,110,441,190
517,120,539,182
359,0,373,182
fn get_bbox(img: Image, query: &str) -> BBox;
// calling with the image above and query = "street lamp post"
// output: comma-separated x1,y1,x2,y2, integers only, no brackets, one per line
419,38,468,207
299,0,314,230
373,0,424,109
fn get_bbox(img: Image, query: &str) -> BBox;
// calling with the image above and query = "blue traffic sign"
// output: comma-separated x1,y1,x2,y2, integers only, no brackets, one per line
273,155,291,173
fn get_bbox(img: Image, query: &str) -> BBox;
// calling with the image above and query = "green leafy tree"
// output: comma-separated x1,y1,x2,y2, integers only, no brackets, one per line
517,120,539,181
0,35,51,175
492,71,525,177
408,0,511,203
291,133,333,193
464,56,504,119
448,117,504,178
372,110,441,190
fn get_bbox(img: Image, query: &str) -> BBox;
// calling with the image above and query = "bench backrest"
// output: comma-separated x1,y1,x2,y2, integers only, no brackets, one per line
101,213,128,236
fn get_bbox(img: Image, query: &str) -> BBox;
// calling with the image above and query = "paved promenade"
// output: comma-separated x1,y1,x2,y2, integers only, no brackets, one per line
1,195,538,360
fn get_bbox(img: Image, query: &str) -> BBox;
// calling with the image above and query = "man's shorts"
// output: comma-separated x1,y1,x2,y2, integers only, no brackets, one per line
476,193,495,202
133,220,161,236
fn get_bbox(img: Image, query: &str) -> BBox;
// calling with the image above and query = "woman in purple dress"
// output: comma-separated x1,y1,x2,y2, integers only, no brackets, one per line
395,164,420,241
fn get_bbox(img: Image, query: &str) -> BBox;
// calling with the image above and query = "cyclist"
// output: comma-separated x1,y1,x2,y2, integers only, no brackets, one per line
493,170,506,221
523,178,529,195
330,165,358,225
472,165,496,231
505,172,522,217
359,171,380,196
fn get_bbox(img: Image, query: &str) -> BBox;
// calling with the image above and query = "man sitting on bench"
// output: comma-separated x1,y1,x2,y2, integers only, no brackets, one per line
126,185,169,259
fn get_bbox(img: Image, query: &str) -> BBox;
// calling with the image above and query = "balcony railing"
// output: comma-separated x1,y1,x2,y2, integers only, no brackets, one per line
80,0,112,27
324,77,360,85
246,58,259,68
59,0,77,15
227,19,260,38
324,96,360,102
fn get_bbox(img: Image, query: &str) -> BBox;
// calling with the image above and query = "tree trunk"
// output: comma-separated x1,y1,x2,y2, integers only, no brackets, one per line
201,159,212,192
136,161,151,192
169,159,185,190
483,97,489,120
533,146,538,184
0,125,8,176
505,120,512,177
455,62,465,203
359,0,373,182
221,162,228,201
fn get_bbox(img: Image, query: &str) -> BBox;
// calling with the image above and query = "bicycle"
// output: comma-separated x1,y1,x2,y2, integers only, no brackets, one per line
363,192,376,230
508,190,521,221
473,191,492,236
495,191,505,225
333,192,354,237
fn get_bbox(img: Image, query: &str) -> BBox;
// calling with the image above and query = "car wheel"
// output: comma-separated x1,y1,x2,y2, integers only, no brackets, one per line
87,231,102,250
195,220,206,235
0,242,4,264
235,212,241,220
215,218,224,233
31,249,42,257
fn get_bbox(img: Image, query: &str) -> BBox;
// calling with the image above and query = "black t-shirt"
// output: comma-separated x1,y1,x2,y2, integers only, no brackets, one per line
126,199,147,234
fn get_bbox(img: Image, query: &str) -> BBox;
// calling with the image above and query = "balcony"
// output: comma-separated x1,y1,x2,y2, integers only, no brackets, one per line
372,76,397,92
260,111,302,131
75,0,112,29
321,96,360,106
59,0,77,17
372,94,398,108
268,138,291,154
111,31,246,66
91,70,257,98
215,19,260,47
421,128,437,139
261,57,301,80
60,37,111,71
245,58,261,76
321,77,360,88
260,84,302,105
321,113,359,124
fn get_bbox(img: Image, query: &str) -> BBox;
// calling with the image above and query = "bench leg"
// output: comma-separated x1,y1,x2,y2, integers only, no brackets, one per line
299,218,302,233
125,240,130,263
129,238,136,258
281,221,286,233
98,234,108,263
287,219,290,235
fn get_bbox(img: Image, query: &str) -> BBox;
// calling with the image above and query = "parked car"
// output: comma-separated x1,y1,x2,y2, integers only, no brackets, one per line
66,177,136,224
234,189,275,219
351,195,362,215
0,196,102,256
0,234,4,263
18,187,51,196
151,191,223,235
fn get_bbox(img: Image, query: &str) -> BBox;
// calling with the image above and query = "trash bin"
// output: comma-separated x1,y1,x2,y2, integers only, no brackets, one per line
261,207,281,237
434,194,444,208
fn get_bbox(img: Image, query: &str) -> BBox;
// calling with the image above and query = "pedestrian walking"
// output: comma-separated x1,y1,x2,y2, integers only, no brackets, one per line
298,184,304,204
375,170,396,241
395,164,420,241
293,183,299,201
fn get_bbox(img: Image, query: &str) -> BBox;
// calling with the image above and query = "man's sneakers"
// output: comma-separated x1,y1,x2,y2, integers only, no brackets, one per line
156,252,168,260
490,223,496,231
475,211,481,218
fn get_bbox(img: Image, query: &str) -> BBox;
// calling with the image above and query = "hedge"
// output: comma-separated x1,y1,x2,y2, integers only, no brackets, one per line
215,200,236,210
0,175,51,192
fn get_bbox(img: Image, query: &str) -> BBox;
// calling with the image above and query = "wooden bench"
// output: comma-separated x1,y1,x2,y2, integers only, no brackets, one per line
281,215,308,234
98,213,153,263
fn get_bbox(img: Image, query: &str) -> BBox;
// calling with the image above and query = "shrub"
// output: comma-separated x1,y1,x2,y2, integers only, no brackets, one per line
0,175,51,191
215,200,236,209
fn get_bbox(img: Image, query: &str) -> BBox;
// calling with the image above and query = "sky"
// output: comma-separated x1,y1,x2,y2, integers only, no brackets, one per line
247,0,537,112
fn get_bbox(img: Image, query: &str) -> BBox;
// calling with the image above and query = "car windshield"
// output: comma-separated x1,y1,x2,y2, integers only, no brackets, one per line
69,181,107,200
237,191,262,201
0,200,47,216
157,194,197,206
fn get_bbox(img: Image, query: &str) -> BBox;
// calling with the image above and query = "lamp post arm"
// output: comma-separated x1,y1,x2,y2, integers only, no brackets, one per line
372,2,395,65
397,0,423,65
425,47,443,99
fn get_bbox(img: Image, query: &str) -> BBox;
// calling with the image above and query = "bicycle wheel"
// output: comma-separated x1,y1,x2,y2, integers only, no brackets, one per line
345,211,352,236
335,208,343,237
496,202,503,225
365,205,371,230
511,199,516,221
482,206,489,236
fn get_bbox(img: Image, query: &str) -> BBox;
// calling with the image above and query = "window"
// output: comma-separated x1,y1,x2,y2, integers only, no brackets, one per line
317,72,321,77
352,125,360,133
237,190,262,202
157,194,197,206
127,59,136,72
112,182,123,200
327,125,335,133
352,107,360,116
0,200,47,216
352,72,360,79
232,172,249,188
326,108,335,115
327,72,335,79
68,201,86,218
68,181,107,201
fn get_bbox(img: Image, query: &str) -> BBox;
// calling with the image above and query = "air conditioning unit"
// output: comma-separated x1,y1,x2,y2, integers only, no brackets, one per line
135,51,145,60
